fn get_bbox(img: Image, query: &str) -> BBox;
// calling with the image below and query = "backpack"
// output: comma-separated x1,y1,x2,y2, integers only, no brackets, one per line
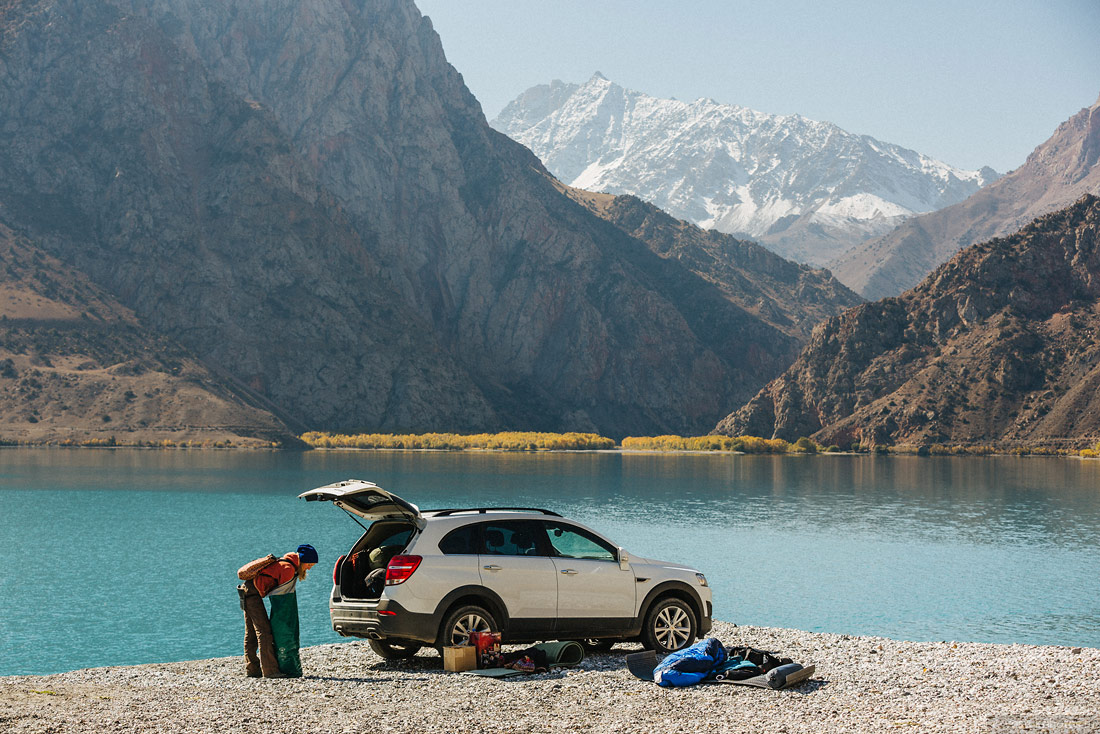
237,554,279,581
725,646,794,673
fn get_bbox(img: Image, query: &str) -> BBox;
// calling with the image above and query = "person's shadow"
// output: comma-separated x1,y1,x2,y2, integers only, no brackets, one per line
791,678,830,694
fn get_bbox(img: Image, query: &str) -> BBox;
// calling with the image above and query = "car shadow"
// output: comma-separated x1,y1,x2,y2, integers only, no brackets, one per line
302,674,398,683
360,648,591,679
366,663,447,673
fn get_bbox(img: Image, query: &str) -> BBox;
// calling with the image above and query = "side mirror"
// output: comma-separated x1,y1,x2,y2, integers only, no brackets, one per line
618,548,630,570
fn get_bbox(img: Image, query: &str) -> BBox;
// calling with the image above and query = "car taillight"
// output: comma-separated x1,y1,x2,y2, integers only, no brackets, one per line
333,554,346,585
385,555,422,585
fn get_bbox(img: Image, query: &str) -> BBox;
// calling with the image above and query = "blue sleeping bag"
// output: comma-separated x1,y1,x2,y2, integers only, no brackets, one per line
653,637,727,687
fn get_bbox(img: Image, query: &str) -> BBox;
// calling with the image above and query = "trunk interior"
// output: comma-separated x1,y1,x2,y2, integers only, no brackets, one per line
338,520,415,600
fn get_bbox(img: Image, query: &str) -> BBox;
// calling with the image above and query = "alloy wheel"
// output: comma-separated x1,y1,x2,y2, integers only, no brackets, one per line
653,605,692,650
450,612,492,645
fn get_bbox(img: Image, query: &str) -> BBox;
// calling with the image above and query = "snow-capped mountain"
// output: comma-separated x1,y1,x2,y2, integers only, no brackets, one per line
493,73,998,265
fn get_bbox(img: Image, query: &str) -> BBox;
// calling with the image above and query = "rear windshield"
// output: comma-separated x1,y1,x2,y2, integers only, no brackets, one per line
375,527,413,549
352,522,414,556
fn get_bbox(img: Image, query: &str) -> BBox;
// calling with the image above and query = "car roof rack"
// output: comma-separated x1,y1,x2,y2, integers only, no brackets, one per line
426,507,562,517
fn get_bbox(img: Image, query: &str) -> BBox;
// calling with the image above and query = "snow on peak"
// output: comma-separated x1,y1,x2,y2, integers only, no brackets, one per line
492,75,997,265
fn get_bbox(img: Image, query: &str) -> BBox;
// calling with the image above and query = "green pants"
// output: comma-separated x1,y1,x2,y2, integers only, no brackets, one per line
268,592,302,677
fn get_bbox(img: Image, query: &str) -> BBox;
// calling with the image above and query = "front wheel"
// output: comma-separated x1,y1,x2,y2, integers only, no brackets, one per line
641,597,697,654
438,604,497,647
368,638,423,660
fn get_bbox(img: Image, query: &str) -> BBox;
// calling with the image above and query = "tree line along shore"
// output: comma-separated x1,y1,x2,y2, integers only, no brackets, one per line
1,430,1098,457
299,431,1100,458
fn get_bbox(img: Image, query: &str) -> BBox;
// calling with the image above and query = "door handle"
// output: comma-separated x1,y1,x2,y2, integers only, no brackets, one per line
559,569,578,575
483,564,502,571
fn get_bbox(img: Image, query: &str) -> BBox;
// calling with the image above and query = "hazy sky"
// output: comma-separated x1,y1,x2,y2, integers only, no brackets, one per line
415,0,1100,173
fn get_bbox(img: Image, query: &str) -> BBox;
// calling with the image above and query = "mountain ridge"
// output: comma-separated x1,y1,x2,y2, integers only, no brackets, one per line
554,182,863,342
718,195,1100,449
493,73,996,266
830,93,1100,299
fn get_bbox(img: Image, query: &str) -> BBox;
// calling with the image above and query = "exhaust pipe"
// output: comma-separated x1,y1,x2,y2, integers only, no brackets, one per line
367,631,383,640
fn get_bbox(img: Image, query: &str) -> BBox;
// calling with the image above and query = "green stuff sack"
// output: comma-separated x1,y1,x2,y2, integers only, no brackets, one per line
268,592,302,677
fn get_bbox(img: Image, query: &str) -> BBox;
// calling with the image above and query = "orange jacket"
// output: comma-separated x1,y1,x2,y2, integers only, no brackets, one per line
253,553,301,597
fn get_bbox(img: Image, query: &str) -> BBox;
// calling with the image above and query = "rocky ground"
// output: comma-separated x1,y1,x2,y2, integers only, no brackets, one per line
3,621,1097,733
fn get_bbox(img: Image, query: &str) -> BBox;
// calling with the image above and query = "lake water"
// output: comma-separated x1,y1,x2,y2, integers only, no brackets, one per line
1,448,1099,675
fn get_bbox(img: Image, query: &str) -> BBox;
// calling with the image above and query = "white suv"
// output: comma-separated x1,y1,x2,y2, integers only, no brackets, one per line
300,479,713,659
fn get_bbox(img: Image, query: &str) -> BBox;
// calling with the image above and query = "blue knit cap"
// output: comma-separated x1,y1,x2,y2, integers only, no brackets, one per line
297,544,318,564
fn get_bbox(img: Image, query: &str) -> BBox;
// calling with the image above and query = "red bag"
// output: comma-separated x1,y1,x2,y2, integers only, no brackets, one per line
469,631,502,668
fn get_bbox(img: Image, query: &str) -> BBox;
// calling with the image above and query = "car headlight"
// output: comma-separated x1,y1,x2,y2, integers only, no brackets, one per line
695,573,708,587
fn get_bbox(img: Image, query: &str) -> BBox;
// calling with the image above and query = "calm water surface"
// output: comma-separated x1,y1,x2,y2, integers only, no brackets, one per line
1,448,1099,675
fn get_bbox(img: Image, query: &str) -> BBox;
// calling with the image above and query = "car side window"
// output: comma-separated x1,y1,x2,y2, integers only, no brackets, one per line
542,522,616,562
438,525,478,555
479,521,542,556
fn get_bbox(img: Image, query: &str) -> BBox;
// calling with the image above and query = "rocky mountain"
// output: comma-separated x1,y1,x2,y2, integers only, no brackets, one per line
0,224,291,446
0,0,499,438
555,184,862,342
717,195,1100,449
831,94,1100,299
493,74,996,266
0,0,858,439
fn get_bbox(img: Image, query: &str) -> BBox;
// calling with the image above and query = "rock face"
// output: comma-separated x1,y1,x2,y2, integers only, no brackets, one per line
0,225,291,445
493,74,996,266
831,94,1100,299
718,195,1100,449
556,185,862,343
1,0,501,435
0,0,853,437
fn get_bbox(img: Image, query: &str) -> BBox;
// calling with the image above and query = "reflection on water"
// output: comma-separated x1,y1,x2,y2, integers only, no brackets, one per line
1,449,1099,675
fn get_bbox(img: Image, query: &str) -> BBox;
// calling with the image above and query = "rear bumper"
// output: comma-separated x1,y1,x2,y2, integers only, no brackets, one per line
331,597,439,645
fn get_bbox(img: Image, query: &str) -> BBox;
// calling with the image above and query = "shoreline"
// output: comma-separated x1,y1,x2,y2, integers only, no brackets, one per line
2,444,1097,461
4,622,1097,733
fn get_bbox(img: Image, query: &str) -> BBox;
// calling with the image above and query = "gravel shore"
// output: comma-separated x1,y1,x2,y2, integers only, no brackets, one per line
3,621,1097,733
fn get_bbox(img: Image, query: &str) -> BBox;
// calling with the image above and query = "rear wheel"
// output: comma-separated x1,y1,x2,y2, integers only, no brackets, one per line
439,604,497,647
368,638,423,660
641,597,696,654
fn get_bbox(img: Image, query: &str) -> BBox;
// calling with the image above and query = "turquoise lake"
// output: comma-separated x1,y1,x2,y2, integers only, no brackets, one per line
1,448,1099,675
